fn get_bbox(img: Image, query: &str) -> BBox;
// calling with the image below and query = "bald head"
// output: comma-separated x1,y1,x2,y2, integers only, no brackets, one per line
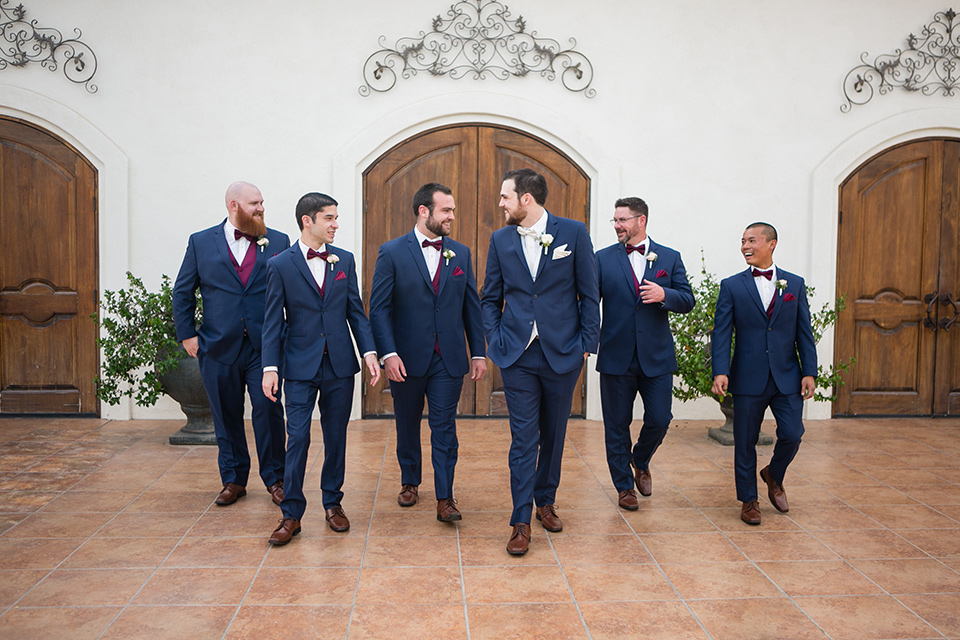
226,181,266,236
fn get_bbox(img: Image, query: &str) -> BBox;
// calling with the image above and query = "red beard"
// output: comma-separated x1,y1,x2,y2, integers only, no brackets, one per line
236,212,267,237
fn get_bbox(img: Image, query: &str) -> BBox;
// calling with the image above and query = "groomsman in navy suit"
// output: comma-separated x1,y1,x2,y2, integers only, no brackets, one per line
369,183,487,523
711,222,817,525
260,192,380,544
595,197,695,511
173,181,288,508
481,168,600,555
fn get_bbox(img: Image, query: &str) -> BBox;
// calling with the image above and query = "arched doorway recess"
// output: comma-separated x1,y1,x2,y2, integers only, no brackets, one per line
835,137,960,416
362,124,590,417
0,117,99,415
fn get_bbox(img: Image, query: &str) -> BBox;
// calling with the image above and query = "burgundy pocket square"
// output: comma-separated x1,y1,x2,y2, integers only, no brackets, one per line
334,271,347,281
655,269,668,278
784,293,796,301
453,267,465,277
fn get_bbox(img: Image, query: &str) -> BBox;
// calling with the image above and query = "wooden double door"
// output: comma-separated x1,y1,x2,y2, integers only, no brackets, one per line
362,124,590,417
835,138,960,415
0,117,99,415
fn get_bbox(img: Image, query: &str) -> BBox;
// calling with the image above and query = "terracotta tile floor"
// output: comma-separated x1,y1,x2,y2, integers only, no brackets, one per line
0,416,959,639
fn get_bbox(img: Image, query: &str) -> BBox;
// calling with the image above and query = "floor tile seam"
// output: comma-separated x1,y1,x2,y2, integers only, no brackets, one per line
542,528,593,639
343,423,391,640
454,521,471,640
885,593,957,640
228,508,284,640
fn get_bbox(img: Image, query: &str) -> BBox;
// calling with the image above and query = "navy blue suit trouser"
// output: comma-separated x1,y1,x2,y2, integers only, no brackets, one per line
733,374,804,502
599,353,673,492
390,350,463,500
198,335,285,488
281,355,354,520
501,340,582,525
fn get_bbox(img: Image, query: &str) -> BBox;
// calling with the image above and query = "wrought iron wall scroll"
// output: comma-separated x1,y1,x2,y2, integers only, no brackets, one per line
0,0,98,93
842,8,960,111
359,0,595,98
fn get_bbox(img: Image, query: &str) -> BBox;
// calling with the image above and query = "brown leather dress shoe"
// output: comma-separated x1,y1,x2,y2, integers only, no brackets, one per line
535,505,563,532
267,481,284,506
635,468,652,497
437,498,462,522
397,484,418,507
759,466,789,513
215,483,246,506
268,517,301,545
741,500,761,525
618,489,639,511
506,523,531,555
325,507,350,532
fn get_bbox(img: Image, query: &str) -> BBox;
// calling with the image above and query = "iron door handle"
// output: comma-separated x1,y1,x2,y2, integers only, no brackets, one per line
924,292,939,330
940,292,959,331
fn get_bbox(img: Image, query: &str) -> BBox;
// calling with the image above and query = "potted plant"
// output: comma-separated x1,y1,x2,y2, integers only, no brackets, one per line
93,272,214,444
670,253,854,444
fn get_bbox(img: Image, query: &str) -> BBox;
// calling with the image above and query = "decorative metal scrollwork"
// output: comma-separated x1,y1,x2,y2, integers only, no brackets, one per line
0,0,98,93
359,0,595,98
842,8,960,112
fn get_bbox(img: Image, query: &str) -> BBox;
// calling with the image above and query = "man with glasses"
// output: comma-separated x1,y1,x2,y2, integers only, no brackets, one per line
595,197,694,510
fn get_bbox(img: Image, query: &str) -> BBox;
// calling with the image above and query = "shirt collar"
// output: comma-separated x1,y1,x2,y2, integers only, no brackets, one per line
753,264,777,279
413,227,438,247
521,210,548,235
298,239,326,260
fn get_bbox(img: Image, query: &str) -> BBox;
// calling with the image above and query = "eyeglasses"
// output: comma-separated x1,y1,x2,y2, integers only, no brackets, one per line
609,215,640,226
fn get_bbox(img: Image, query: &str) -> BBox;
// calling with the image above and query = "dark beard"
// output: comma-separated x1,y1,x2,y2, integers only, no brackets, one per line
504,210,523,226
237,213,267,237
425,214,450,237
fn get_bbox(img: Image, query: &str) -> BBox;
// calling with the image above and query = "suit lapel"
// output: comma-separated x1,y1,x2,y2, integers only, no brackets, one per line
644,239,659,276
509,226,531,282
534,213,557,281
436,238,451,296
213,223,243,287
615,244,640,306
291,245,324,303
406,231,435,293
246,233,268,290
769,272,788,324
738,269,767,317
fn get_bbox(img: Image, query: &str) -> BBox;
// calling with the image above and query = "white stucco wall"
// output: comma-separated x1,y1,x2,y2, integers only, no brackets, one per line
2,0,959,420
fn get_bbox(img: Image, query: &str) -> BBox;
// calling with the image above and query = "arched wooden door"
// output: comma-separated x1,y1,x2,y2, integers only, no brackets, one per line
835,138,960,415
362,124,590,417
0,117,99,415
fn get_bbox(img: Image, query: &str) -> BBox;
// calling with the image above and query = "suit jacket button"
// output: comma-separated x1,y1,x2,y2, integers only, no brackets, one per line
533,294,538,299
529,321,534,325
320,333,325,338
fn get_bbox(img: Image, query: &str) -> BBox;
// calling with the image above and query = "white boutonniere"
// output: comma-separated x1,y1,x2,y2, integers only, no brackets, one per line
646,251,658,266
326,253,340,271
442,248,455,265
539,233,554,255
776,279,787,296
256,236,269,252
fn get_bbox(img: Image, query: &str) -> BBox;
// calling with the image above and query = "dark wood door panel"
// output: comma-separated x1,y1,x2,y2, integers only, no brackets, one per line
0,117,98,415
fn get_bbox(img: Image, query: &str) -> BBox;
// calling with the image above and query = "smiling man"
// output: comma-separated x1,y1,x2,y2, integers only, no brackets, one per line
369,183,486,524
260,192,380,544
173,181,289,510
481,168,599,555
711,222,817,525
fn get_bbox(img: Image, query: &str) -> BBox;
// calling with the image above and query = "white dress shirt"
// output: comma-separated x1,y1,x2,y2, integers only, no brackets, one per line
518,211,548,348
753,264,777,310
414,227,442,281
626,236,650,283
224,220,252,264
299,239,327,291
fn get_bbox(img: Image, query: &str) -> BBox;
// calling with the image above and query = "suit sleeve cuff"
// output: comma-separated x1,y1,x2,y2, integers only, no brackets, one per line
380,352,398,365
362,351,377,359
263,366,278,373
471,356,486,360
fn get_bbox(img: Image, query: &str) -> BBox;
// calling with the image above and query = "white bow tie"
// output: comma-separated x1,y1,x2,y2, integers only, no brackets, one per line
517,226,539,239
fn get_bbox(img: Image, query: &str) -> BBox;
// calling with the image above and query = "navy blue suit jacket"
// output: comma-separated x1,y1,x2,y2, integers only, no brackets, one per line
173,221,290,365
595,240,695,377
711,267,818,395
481,213,600,374
368,231,485,378
261,244,376,381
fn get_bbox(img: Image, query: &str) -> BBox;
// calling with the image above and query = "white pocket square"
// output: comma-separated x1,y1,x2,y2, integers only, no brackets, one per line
552,244,571,260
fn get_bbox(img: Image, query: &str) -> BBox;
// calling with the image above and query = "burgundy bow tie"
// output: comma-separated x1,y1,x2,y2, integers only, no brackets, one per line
235,230,256,242
307,249,329,261
625,244,645,255
752,268,773,280
422,239,442,251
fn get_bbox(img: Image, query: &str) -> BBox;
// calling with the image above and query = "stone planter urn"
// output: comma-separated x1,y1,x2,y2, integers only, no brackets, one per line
707,395,773,446
157,355,216,445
